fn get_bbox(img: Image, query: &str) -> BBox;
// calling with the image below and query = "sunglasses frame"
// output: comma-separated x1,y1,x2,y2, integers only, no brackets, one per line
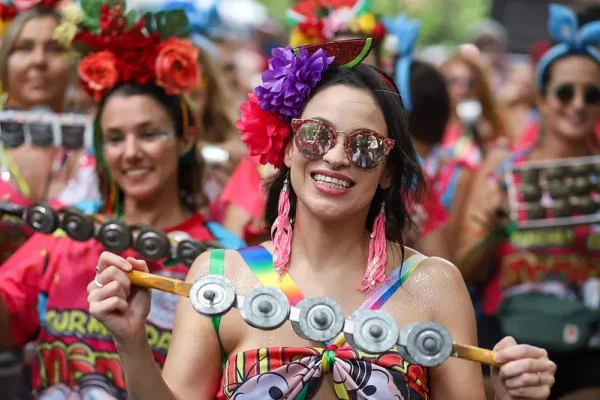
291,118,395,169
552,83,600,106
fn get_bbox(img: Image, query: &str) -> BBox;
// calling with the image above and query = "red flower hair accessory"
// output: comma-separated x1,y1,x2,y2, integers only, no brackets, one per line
55,0,201,102
237,39,374,169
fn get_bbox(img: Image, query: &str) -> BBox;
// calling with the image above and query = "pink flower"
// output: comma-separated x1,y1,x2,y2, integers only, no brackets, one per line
236,93,291,168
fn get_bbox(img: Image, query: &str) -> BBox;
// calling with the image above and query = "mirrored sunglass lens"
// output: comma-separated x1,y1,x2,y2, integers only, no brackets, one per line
555,85,574,103
349,134,384,169
585,86,600,105
295,122,331,159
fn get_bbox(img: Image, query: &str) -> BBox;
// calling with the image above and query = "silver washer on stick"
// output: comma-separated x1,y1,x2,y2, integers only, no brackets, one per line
403,322,453,367
240,286,290,330
189,274,236,316
345,310,399,354
296,297,345,343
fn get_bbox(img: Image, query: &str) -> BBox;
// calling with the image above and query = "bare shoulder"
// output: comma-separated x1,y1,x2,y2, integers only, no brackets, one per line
401,255,470,316
187,245,266,292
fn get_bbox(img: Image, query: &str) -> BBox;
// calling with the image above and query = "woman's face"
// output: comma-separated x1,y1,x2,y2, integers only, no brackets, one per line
539,56,600,142
443,60,476,108
101,94,186,203
7,16,70,110
284,84,391,222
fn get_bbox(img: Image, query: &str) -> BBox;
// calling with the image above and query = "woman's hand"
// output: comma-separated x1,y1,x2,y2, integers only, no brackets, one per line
87,252,151,344
491,336,556,399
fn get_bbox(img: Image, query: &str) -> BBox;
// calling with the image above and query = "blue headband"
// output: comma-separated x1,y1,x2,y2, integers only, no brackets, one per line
383,14,420,112
536,3,600,90
156,0,223,58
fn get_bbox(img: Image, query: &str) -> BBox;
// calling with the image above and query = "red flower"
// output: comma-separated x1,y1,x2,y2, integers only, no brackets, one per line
0,4,17,21
74,26,163,88
78,51,119,101
298,18,326,42
372,22,387,43
155,38,200,95
237,94,291,168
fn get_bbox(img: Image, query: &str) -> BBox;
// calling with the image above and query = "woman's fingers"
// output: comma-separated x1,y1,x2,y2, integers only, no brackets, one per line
88,265,131,298
88,279,129,304
97,251,132,273
88,296,128,321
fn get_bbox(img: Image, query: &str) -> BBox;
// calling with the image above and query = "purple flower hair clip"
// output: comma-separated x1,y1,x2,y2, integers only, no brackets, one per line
254,38,375,121
255,47,334,121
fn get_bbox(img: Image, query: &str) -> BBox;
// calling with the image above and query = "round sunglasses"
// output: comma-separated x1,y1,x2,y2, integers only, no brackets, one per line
553,83,600,106
291,119,395,170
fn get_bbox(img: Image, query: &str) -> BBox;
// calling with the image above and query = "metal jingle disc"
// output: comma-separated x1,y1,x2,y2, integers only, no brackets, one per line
60,208,94,241
404,322,453,367
521,184,542,202
576,197,597,215
297,297,345,343
552,199,571,218
525,204,546,220
568,163,590,177
519,168,539,184
97,221,132,253
291,320,312,341
545,166,566,181
345,310,399,354
134,229,170,261
572,176,592,196
177,240,206,267
240,286,290,330
396,344,418,365
548,180,568,200
189,274,236,316
25,204,59,234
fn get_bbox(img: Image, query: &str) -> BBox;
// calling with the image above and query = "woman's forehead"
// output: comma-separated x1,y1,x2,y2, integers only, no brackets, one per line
301,85,387,135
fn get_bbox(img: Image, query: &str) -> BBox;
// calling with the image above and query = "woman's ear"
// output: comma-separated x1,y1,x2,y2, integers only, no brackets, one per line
283,139,293,168
379,168,392,190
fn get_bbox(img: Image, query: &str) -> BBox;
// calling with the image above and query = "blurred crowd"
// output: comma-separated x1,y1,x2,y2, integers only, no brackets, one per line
0,0,597,399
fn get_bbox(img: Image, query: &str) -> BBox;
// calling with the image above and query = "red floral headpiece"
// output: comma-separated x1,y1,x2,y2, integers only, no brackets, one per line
236,38,374,168
287,0,386,47
54,0,201,102
0,0,62,34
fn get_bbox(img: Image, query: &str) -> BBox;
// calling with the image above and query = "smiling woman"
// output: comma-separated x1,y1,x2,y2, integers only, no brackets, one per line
0,1,244,398
0,6,100,263
89,39,555,400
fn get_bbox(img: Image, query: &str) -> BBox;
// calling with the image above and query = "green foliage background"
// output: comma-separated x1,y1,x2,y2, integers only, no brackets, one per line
257,0,493,45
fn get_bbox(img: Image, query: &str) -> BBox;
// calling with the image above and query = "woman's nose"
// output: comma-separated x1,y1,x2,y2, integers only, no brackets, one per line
322,137,351,169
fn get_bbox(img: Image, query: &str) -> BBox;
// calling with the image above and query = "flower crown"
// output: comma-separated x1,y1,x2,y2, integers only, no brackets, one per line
236,38,374,168
0,0,62,34
54,0,201,102
537,3,600,90
287,0,386,48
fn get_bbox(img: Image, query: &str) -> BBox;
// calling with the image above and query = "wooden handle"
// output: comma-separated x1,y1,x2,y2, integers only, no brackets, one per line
452,343,501,367
126,270,192,298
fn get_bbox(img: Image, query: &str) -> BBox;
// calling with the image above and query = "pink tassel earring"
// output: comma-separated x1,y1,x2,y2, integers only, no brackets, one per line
359,201,387,292
272,172,293,276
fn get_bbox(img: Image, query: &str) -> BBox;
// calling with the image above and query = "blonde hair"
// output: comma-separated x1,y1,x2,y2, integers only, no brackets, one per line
193,49,239,144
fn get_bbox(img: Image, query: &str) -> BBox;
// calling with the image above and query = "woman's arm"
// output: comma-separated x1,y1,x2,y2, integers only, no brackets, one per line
412,258,485,400
0,233,53,351
89,251,226,400
414,258,555,400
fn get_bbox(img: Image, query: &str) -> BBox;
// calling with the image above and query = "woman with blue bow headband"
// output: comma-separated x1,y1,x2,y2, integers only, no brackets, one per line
456,4,600,399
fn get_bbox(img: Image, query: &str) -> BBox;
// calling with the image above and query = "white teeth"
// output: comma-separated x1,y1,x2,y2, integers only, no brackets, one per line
125,169,151,177
312,173,352,189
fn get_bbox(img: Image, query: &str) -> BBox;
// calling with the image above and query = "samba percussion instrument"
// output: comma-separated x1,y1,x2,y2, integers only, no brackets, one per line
504,155,600,229
125,269,501,368
0,110,92,150
0,202,222,266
